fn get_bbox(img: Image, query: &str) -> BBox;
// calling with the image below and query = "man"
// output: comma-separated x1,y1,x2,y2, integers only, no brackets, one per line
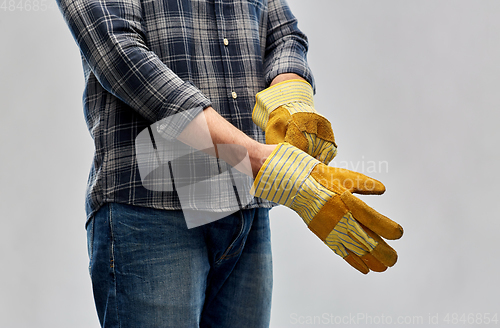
57,0,403,327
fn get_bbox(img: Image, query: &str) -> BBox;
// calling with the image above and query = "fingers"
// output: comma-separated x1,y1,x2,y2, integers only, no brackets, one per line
344,251,370,274
325,226,395,273
325,215,388,274
343,250,388,274
343,229,395,273
340,190,403,240
266,112,311,154
359,223,399,267
343,218,392,271
265,108,293,144
361,253,388,272
343,249,391,274
321,235,368,274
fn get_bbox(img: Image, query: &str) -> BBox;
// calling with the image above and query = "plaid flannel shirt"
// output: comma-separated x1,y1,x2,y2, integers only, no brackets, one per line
57,0,315,225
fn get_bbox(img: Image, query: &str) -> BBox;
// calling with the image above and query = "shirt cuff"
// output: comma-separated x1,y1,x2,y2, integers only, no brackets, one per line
155,81,212,140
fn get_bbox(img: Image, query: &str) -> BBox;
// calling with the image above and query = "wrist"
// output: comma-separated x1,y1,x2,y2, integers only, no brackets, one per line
249,143,277,178
270,73,306,86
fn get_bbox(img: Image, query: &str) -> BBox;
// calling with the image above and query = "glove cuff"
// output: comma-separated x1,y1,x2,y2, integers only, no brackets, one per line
250,143,319,208
252,79,314,130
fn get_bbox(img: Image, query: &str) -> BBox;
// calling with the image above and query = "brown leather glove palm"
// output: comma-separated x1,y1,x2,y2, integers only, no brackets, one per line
253,79,337,164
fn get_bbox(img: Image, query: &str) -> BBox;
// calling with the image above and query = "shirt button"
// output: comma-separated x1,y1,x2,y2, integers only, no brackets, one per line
231,91,238,99
223,38,229,46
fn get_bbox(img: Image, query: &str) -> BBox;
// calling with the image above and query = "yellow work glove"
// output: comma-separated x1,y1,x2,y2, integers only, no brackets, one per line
253,79,337,164
251,143,403,274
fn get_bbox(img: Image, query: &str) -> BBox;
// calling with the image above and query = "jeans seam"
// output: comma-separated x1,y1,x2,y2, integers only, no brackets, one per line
108,204,121,328
214,211,246,266
87,216,94,277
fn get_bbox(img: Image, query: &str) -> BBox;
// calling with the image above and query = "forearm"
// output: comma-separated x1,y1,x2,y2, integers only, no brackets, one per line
177,71,311,177
177,107,276,178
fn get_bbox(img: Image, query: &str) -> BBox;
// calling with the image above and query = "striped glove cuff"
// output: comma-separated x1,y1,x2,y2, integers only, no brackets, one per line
252,79,316,130
251,143,320,208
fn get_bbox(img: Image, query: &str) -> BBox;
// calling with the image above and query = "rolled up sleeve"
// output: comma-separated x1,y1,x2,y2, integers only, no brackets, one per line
57,0,211,124
264,0,315,90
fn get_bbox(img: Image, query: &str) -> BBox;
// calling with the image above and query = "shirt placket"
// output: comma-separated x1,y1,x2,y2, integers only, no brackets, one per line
214,0,238,114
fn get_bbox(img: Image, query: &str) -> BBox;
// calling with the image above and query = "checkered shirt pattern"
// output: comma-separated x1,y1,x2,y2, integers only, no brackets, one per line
57,0,315,224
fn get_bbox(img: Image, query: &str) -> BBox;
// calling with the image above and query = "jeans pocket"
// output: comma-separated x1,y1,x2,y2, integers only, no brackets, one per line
214,211,247,265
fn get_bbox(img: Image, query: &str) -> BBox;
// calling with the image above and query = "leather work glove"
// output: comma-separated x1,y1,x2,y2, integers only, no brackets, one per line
253,79,337,164
251,143,403,274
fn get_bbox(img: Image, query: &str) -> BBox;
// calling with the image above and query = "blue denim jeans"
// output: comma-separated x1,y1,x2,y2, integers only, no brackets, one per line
86,203,272,328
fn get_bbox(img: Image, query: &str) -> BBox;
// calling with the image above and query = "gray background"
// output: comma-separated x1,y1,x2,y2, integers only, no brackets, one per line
1,0,499,327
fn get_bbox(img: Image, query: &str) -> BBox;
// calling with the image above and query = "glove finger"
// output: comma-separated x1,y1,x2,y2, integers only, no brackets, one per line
341,190,403,240
342,213,378,253
284,120,309,153
359,223,399,267
344,250,370,274
265,108,289,145
324,238,369,274
343,239,388,273
311,166,386,195
361,253,388,272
